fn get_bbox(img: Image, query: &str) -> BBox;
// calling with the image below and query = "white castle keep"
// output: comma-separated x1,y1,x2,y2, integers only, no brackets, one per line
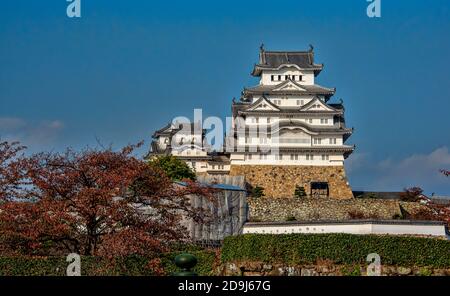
149,45,355,199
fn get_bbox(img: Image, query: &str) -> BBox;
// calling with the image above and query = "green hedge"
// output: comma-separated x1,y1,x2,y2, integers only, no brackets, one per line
0,250,217,276
222,234,450,268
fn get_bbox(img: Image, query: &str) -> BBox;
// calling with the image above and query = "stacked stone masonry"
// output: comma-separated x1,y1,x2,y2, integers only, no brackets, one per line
229,165,354,199
248,198,431,222
218,261,450,276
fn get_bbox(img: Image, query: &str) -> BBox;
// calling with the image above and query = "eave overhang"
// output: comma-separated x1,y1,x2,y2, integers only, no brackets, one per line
231,145,355,154
251,64,324,77
237,110,343,116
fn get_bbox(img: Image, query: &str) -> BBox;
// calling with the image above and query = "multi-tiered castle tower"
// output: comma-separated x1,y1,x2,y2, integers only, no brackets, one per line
150,45,355,199
228,45,355,199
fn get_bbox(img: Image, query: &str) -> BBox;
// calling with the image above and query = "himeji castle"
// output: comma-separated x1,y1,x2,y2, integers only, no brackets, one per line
149,45,355,199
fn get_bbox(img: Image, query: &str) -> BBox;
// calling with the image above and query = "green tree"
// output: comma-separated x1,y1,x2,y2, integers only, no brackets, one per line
294,185,307,198
251,186,265,198
148,155,196,181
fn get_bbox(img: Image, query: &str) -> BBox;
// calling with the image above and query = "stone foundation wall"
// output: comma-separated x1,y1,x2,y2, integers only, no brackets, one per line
229,165,353,199
218,261,450,276
248,198,409,222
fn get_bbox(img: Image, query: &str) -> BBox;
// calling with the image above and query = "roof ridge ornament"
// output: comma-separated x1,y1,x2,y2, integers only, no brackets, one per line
308,44,314,64
259,43,266,64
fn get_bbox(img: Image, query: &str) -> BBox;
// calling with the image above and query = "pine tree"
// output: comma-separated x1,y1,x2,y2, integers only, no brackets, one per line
251,186,265,198
294,185,307,198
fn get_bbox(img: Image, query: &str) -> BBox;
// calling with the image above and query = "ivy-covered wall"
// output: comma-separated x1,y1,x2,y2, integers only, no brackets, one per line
221,233,450,270
0,250,218,276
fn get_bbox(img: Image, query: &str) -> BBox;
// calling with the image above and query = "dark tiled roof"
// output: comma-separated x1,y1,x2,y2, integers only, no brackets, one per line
264,51,314,68
353,191,403,200
243,81,335,97
228,118,352,135
299,96,339,112
152,122,205,138
152,122,173,137
175,181,246,192
209,154,231,164
228,146,355,158
247,95,281,111
430,196,450,205
328,103,344,110
145,141,170,158
244,220,446,226
252,47,324,76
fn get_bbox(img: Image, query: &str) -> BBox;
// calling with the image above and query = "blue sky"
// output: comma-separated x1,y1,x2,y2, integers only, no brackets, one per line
1,0,449,194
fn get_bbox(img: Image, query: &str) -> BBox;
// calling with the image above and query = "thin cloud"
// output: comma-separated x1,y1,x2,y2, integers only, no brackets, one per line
345,152,369,174
0,117,27,131
347,147,450,194
0,117,64,149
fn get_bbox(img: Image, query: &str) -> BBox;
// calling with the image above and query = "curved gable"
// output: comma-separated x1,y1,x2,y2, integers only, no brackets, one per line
300,97,337,112
247,96,281,112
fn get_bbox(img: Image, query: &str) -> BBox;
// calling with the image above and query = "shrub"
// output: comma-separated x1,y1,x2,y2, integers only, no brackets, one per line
392,213,403,220
347,210,380,220
0,249,217,276
286,216,297,222
294,186,307,199
405,208,439,221
340,265,362,276
347,210,366,219
221,233,450,268
367,193,377,199
251,186,265,198
148,155,196,181
417,267,433,276
400,187,424,202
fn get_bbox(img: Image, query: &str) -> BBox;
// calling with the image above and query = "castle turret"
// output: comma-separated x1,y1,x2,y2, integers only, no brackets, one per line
228,46,354,199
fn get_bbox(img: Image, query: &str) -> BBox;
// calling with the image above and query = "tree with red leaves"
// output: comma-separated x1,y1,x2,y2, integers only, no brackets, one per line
0,142,214,257
0,141,27,202
399,187,425,202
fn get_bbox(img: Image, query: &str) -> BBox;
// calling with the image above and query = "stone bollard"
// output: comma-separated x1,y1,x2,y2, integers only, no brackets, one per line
172,253,198,276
